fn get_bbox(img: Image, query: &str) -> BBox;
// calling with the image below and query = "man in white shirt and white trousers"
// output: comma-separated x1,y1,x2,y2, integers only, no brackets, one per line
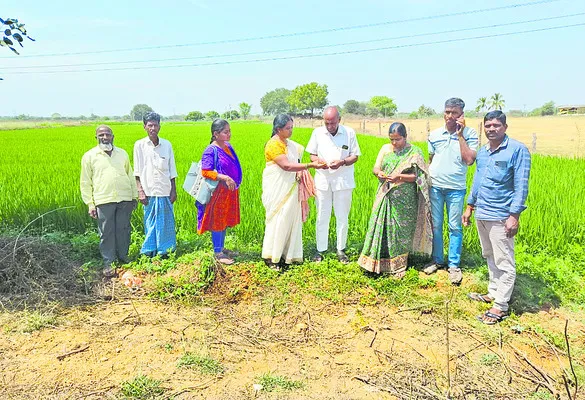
306,106,361,263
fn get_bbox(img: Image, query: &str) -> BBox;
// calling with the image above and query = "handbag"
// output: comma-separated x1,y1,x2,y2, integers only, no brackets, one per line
182,146,219,204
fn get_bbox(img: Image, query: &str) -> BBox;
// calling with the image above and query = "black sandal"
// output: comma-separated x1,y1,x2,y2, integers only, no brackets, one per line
467,292,494,303
477,310,508,325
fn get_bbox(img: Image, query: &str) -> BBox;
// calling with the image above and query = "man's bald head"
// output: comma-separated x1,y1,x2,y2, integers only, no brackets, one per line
323,106,340,120
96,124,113,135
323,106,341,134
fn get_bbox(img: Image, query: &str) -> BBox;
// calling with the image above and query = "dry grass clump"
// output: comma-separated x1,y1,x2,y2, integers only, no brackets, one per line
0,236,93,309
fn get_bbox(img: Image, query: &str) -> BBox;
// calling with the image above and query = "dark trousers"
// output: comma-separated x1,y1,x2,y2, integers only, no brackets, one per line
96,201,135,266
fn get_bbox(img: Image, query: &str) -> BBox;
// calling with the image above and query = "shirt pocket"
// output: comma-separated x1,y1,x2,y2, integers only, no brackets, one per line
156,155,169,172
340,143,351,159
111,158,128,177
490,160,510,183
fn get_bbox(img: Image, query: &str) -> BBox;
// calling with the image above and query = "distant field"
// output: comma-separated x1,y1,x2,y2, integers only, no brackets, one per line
335,115,585,157
4,115,585,156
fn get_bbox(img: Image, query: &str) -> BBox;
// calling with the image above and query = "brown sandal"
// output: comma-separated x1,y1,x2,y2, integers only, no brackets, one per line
214,252,234,265
222,249,239,257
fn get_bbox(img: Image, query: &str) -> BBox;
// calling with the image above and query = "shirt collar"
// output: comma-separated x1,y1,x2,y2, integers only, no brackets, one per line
485,135,509,153
326,125,344,137
441,126,458,136
146,136,161,147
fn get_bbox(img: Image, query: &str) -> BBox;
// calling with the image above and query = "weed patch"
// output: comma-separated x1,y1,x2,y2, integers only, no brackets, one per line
257,373,304,392
177,352,224,375
119,374,165,399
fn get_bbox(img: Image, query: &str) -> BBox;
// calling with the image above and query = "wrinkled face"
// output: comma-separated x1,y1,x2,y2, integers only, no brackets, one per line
96,127,113,145
324,113,340,134
389,132,406,151
214,124,231,142
96,128,114,151
144,120,160,139
444,106,463,131
277,121,293,139
484,118,507,142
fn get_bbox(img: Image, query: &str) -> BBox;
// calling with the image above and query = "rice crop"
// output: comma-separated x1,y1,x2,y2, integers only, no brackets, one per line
1,121,584,258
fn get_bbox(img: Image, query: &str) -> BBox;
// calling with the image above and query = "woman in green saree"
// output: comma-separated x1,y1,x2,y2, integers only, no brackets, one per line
358,122,432,277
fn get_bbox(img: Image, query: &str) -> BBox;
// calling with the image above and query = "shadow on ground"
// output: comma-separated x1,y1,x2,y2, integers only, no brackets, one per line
511,272,561,315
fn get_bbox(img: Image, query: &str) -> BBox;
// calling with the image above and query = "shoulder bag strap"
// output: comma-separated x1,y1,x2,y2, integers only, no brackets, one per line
212,145,219,171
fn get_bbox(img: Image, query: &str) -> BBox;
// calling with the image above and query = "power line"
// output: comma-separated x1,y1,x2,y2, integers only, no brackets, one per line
0,0,561,59
2,12,582,71
3,22,583,75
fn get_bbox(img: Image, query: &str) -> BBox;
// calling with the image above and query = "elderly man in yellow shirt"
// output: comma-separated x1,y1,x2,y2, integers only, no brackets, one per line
80,125,138,277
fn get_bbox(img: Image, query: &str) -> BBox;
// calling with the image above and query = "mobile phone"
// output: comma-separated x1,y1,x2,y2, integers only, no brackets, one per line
456,112,464,131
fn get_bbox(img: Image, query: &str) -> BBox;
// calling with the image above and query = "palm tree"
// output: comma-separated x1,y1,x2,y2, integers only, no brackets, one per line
475,97,488,112
489,93,505,111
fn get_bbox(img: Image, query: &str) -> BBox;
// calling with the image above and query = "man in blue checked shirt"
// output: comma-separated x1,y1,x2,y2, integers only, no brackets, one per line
463,110,531,325
424,98,479,285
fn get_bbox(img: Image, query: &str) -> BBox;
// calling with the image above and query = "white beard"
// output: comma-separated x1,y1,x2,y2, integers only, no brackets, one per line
99,142,113,152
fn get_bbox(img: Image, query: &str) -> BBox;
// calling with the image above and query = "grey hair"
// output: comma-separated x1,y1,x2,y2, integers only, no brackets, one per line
444,98,465,110
323,106,340,118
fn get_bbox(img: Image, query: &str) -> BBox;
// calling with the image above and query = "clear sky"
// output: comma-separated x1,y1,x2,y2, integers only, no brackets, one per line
1,0,584,117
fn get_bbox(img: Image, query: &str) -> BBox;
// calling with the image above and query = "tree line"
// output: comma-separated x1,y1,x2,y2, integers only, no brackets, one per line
259,83,400,118
45,94,562,123
95,96,561,123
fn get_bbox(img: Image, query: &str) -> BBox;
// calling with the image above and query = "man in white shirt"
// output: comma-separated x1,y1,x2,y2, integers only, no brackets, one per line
424,98,478,284
133,112,178,257
306,106,361,263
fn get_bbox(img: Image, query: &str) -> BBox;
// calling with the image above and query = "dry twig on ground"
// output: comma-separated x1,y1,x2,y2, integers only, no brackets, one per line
56,345,90,361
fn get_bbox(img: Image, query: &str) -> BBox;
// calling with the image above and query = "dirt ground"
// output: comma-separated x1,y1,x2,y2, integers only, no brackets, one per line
296,116,585,157
1,275,584,400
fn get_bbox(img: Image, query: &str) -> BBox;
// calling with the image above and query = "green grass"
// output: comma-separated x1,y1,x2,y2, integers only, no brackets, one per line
479,353,499,366
119,374,165,399
176,352,224,375
257,373,305,392
6,310,58,333
529,391,554,400
128,250,218,301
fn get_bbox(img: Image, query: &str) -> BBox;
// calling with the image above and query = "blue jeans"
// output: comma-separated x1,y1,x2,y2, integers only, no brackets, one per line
430,187,466,268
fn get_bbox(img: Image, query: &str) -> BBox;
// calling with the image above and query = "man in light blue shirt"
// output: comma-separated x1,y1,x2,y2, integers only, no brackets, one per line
463,110,531,324
424,98,479,284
